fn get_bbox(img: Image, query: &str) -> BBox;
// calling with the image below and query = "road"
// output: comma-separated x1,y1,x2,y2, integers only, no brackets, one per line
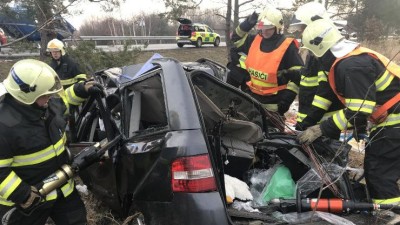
0,42,227,58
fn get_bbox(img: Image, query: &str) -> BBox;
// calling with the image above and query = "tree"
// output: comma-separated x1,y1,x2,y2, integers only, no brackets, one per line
0,0,124,59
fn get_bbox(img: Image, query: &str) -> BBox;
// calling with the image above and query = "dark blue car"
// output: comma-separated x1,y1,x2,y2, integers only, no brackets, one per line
0,6,75,42
69,57,354,225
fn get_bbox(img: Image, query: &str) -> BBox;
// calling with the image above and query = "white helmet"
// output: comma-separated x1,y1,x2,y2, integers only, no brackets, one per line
257,6,284,30
288,2,328,33
3,59,62,105
301,19,344,57
47,39,66,56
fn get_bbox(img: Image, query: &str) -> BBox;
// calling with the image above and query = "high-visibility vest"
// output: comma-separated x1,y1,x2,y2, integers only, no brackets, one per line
245,35,294,96
329,47,400,123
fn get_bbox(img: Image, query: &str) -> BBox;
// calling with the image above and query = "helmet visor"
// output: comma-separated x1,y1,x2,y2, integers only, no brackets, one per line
257,21,275,30
288,24,306,34
47,48,61,52
49,75,63,92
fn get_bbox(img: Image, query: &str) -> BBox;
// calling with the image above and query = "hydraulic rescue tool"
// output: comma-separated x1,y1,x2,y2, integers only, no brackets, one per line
19,135,122,216
272,197,400,214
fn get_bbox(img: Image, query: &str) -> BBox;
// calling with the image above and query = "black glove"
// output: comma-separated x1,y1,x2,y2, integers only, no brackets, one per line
278,69,301,85
240,11,259,32
349,115,368,142
278,102,290,116
18,186,43,216
247,11,259,27
85,81,105,97
353,125,368,142
278,89,296,115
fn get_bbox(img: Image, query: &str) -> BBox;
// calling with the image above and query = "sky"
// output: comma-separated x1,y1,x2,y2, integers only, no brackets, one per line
65,0,296,29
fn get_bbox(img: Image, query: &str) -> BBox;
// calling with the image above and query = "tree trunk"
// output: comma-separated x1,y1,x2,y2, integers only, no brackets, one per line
233,0,239,31
36,0,56,60
225,0,232,63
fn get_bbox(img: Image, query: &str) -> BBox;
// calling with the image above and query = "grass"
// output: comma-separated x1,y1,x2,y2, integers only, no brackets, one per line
0,46,229,80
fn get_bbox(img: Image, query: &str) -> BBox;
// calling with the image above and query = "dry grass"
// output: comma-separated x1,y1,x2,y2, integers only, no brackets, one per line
362,38,400,64
0,46,228,80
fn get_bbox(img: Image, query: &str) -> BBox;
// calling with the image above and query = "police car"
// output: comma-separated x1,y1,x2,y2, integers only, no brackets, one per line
176,18,221,48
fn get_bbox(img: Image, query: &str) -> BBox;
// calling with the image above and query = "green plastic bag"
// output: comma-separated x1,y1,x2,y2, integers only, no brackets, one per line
261,164,296,203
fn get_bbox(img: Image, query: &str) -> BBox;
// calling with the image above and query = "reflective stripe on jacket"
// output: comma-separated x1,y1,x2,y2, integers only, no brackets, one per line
0,85,86,206
329,47,400,128
245,35,294,95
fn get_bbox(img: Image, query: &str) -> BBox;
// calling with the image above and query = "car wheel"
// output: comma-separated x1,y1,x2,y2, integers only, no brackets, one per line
196,38,202,48
214,37,220,47
177,43,184,48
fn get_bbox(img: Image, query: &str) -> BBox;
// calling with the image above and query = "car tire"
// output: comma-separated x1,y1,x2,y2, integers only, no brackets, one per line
177,43,184,48
214,37,220,47
196,38,202,48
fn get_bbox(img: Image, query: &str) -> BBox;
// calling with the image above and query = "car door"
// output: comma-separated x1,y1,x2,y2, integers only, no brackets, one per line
70,92,123,214
197,25,207,42
206,25,215,43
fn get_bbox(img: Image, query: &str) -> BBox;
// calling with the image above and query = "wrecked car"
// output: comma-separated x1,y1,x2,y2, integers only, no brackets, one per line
69,56,362,225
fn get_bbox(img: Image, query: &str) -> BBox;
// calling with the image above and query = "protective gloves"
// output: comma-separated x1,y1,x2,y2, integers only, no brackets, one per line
297,124,322,145
84,81,105,97
240,11,259,32
278,89,297,116
247,11,259,27
20,186,42,209
278,69,301,84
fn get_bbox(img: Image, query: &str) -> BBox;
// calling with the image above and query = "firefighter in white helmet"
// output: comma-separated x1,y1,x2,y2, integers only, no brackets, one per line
288,2,344,138
0,59,103,224
47,39,87,89
47,39,88,142
298,19,400,223
230,5,303,128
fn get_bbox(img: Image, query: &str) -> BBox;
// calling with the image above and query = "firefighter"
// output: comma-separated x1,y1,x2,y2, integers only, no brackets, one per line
231,6,304,116
289,2,343,138
298,19,400,222
0,59,103,224
47,39,87,142
47,39,87,89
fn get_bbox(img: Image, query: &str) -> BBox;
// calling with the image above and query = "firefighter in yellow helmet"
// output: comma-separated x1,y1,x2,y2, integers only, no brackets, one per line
0,59,104,224
47,39,87,89
288,2,344,137
298,19,400,222
231,5,303,123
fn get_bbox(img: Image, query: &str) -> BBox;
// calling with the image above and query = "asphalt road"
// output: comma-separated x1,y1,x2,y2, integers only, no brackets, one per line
0,42,227,58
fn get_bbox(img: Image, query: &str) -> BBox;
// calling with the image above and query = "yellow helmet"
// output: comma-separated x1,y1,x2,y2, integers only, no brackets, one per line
47,39,66,56
257,6,284,30
3,59,62,105
288,2,328,33
301,19,343,57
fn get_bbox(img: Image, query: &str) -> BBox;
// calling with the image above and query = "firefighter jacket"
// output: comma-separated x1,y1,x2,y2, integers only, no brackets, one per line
320,47,400,138
226,47,250,89
231,24,303,110
0,84,89,206
296,53,344,131
50,54,87,89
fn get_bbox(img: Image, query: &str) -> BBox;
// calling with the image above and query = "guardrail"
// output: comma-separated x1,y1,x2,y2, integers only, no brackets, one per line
64,36,226,45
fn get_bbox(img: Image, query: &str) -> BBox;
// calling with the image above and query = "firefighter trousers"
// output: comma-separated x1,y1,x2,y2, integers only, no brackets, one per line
365,127,400,203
